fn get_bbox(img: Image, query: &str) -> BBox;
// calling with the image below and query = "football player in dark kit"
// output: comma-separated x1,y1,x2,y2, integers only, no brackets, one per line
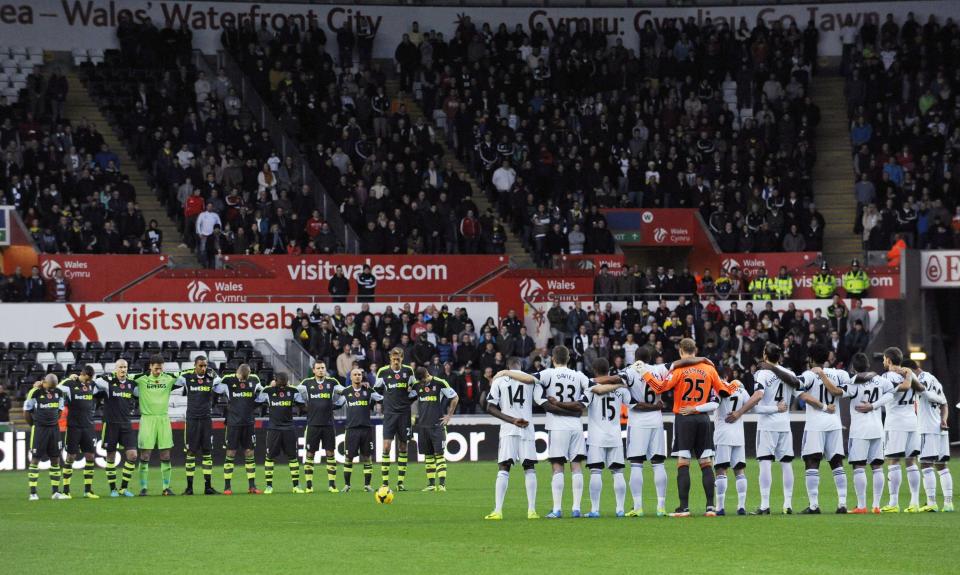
176,355,222,495
341,367,384,492
214,364,265,494
259,373,306,494
412,366,459,492
297,360,346,493
60,365,102,498
24,374,66,500
94,359,139,497
374,348,417,490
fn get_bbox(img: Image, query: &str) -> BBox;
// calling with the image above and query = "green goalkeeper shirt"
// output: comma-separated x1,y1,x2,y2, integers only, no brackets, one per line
133,373,179,416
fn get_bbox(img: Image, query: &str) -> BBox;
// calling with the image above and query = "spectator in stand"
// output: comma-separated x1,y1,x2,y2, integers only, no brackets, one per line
328,265,350,303
48,268,70,302
356,264,377,303
195,203,222,268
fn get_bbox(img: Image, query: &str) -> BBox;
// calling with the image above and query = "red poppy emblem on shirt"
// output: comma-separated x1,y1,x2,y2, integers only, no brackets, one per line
240,382,246,389
354,391,361,398
47,392,53,399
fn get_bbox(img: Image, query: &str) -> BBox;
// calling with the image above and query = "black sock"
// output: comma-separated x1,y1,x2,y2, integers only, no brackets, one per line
363,463,372,486
344,463,353,487
701,465,716,508
677,465,691,509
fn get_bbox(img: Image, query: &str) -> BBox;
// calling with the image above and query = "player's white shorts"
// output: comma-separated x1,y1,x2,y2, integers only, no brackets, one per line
587,443,625,468
714,444,746,468
547,430,586,462
625,426,666,462
801,429,845,459
756,429,794,461
847,437,884,464
920,433,946,461
940,431,951,462
884,430,920,457
497,436,538,465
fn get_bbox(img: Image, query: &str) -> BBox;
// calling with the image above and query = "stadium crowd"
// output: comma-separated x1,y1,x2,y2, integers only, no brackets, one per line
844,12,960,251
0,67,156,255
288,290,871,416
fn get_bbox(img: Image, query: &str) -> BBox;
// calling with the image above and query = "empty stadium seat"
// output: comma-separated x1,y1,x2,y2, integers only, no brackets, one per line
103,362,116,374
36,352,57,368
162,362,181,374
189,350,206,362
47,342,66,352
28,342,45,352
55,351,76,366
208,350,228,367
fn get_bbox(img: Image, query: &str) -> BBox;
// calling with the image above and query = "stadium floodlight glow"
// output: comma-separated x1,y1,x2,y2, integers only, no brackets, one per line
909,351,927,361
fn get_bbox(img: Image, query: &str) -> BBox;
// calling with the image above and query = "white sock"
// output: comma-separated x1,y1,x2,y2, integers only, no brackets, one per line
524,469,537,513
715,473,728,511
613,471,627,514
589,470,602,514
922,467,937,506
494,470,509,513
906,465,921,507
629,463,644,510
735,473,748,510
805,469,820,509
759,460,772,509
782,462,795,509
653,462,667,508
571,471,584,512
887,464,901,507
551,472,564,512
939,468,954,504
853,468,867,509
833,467,848,508
872,467,885,509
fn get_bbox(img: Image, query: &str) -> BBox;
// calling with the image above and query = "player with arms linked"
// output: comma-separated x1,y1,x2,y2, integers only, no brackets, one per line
374,348,417,491
58,365,103,499
340,368,385,492
214,364,265,494
259,373,306,494
24,374,66,500
297,360,346,493
95,359,139,497
411,366,459,492
132,354,180,496
177,355,222,495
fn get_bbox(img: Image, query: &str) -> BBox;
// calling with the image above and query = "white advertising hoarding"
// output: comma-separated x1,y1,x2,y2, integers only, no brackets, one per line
921,251,960,288
0,301,500,351
0,1,955,57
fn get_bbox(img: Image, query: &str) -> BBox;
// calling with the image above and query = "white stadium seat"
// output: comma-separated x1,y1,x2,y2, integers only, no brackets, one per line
88,363,104,375
103,362,116,374
36,352,57,368
72,48,88,66
180,361,194,372
208,350,228,367
56,351,76,365
163,361,181,374
189,350,206,362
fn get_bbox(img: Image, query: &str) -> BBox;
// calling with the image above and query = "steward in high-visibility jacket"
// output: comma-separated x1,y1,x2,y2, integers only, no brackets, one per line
842,259,870,297
772,266,794,299
749,270,774,300
812,261,837,299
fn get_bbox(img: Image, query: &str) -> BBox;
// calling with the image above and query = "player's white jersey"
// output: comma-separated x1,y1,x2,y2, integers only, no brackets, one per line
753,368,797,432
536,366,590,432
619,363,669,428
917,371,946,434
580,386,632,447
487,376,546,440
847,374,895,439
713,386,751,446
882,371,919,432
799,368,853,432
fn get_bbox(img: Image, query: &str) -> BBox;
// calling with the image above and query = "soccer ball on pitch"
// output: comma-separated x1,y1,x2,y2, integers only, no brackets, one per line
375,486,394,504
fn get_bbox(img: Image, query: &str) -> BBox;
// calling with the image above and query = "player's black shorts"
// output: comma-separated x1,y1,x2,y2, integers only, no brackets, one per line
225,424,256,451
382,412,411,442
417,426,445,456
266,429,298,459
31,425,61,460
345,427,374,458
65,425,96,455
101,421,136,452
304,425,336,453
185,418,213,454
672,413,714,460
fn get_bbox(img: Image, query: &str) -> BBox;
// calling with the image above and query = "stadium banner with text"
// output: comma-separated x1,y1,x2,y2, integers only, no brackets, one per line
0,1,952,57
37,254,169,301
606,208,699,247
920,251,960,288
551,254,627,275
0,205,11,246
110,255,509,302
596,297,881,331
0,416,806,470
0,302,499,350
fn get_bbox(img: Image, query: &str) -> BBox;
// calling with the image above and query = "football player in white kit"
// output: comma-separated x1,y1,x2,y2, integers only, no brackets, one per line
535,346,622,519
907,359,952,512
846,352,901,514
796,345,854,514
712,382,751,516
484,358,579,520
731,343,800,515
579,358,633,518
879,347,928,513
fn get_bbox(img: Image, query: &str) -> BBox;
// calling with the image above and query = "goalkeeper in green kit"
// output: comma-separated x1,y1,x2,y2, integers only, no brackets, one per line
133,354,180,496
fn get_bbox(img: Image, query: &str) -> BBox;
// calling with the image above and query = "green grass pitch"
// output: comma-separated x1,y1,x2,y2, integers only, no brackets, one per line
1,460,956,574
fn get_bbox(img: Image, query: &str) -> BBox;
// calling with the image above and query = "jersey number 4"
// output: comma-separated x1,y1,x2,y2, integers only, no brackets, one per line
680,378,705,403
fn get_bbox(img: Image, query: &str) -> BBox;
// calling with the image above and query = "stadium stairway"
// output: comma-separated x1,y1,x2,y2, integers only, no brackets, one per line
382,75,533,267
64,68,196,266
811,74,862,267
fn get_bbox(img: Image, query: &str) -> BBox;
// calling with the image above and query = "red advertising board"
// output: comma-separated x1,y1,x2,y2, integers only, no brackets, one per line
38,255,168,301
551,254,627,275
110,255,509,302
